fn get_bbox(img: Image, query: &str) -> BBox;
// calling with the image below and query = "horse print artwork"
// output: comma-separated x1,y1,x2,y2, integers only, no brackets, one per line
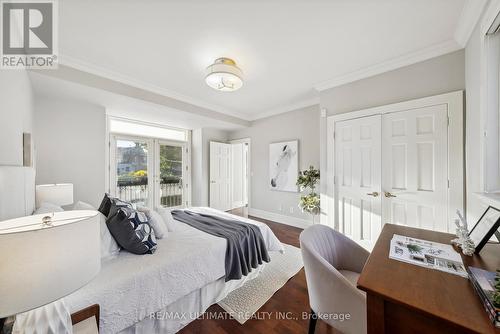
269,140,298,192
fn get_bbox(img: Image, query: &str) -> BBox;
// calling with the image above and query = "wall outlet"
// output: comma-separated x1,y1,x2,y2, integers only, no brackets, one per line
289,207,294,213
279,204,283,212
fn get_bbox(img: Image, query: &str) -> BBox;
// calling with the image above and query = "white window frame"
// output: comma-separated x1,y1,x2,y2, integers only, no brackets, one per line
106,116,191,209
155,138,191,209
480,1,500,193
109,134,155,206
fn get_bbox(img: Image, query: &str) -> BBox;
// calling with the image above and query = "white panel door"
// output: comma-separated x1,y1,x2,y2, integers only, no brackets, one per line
335,115,382,250
382,104,448,232
231,143,244,209
210,141,232,211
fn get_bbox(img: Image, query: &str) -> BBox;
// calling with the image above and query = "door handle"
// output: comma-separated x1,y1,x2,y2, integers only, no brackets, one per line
366,192,379,197
384,192,397,198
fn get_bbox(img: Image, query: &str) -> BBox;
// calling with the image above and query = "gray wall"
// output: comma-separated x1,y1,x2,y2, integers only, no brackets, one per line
191,128,229,206
320,50,465,115
0,70,34,166
229,105,320,222
35,97,106,208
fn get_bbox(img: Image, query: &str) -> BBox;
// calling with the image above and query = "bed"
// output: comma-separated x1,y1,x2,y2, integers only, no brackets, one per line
0,166,284,333
64,207,283,333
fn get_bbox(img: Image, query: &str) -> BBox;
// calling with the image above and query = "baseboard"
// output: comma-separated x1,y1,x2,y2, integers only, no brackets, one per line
248,208,312,229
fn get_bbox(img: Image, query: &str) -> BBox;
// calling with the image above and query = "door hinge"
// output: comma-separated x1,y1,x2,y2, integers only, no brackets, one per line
447,116,450,126
448,179,450,188
333,131,336,139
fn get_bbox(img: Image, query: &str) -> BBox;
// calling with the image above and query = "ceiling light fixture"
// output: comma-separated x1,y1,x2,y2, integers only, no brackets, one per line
205,57,243,92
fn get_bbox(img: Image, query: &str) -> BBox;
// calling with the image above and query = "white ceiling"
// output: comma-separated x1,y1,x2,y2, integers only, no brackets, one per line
56,0,470,121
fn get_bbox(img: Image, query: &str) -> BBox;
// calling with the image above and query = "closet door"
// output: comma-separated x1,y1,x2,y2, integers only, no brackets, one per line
381,104,448,232
335,115,382,250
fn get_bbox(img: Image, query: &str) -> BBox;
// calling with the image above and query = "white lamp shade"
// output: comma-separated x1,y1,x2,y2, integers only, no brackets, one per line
0,210,101,317
205,57,243,92
36,184,74,208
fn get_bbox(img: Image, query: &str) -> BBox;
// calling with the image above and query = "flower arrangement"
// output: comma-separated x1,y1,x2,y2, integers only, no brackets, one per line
296,166,320,218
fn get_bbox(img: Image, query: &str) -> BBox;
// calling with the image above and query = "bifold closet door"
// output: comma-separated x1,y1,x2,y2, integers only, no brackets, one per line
381,104,448,232
335,115,382,250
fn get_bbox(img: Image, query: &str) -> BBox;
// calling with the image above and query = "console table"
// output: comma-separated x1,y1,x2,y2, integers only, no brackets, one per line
357,224,500,334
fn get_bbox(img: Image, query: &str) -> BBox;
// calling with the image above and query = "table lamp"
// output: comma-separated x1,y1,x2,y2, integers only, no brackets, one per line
35,184,74,208
0,210,101,327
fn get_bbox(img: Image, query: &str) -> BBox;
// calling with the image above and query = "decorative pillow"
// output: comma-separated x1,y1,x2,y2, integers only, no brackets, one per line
156,207,177,232
98,194,132,217
106,204,157,255
137,206,168,239
98,212,121,260
73,200,120,260
33,202,64,215
73,200,95,211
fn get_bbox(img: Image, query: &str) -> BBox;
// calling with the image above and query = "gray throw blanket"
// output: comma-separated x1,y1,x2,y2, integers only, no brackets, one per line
171,210,271,282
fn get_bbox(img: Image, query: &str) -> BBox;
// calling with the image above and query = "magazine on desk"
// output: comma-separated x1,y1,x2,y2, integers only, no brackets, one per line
389,234,468,278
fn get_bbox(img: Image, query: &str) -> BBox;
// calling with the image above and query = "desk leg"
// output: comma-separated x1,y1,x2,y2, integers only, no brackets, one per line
367,294,385,334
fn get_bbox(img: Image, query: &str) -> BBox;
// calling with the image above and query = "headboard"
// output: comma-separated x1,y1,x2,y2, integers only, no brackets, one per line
0,166,36,220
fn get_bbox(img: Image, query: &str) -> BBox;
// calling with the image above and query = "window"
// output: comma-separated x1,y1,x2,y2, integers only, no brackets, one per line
109,118,187,141
108,118,190,208
484,14,500,192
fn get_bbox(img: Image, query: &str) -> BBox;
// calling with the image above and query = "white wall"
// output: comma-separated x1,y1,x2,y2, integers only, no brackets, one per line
35,97,106,208
0,70,34,166
191,127,229,206
318,50,465,225
229,105,320,225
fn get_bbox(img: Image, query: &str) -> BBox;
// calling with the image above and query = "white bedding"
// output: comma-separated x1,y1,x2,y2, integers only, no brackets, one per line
65,208,283,334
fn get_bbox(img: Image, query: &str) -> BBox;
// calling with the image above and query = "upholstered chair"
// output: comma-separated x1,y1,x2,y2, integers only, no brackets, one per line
300,224,370,334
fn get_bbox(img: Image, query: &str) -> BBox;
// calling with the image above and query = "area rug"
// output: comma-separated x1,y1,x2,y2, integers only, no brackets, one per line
217,243,303,324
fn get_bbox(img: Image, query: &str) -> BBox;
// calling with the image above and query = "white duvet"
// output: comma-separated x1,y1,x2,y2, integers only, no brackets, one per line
65,207,283,334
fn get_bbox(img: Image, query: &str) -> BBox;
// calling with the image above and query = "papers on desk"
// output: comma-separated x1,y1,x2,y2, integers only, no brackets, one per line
389,234,468,278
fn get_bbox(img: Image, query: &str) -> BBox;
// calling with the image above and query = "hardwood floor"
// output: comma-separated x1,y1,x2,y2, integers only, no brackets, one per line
179,208,336,334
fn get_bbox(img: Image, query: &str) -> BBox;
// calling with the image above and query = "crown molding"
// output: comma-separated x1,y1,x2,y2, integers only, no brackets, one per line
313,39,461,92
58,54,252,121
249,97,320,121
454,0,488,47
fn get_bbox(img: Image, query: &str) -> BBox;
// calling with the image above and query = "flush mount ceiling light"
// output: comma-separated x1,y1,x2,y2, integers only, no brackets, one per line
205,57,243,92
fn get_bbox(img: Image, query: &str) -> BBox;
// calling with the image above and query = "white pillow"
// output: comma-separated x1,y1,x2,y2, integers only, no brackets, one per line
33,202,64,215
72,201,120,260
137,205,168,238
156,207,177,232
73,201,95,211
99,212,121,260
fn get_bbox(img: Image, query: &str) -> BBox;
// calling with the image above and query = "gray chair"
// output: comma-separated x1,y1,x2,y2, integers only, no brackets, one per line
300,224,370,334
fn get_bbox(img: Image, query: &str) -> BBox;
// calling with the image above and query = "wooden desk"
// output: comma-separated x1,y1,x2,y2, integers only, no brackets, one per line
357,224,500,334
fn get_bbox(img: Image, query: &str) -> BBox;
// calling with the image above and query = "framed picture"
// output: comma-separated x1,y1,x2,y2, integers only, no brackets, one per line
269,140,298,192
469,206,500,253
